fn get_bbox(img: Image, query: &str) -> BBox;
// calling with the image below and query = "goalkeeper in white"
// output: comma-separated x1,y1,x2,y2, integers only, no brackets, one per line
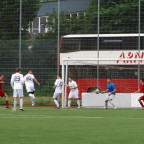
53,74,63,109
24,70,40,106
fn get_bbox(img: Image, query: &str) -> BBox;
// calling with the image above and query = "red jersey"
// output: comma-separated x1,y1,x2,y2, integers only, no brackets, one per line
140,83,144,92
0,80,2,90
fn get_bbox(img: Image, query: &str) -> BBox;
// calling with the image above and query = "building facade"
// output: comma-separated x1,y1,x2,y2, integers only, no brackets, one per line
31,0,91,34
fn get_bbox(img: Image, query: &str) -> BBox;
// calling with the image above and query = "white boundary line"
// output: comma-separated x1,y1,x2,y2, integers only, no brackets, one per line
0,114,144,120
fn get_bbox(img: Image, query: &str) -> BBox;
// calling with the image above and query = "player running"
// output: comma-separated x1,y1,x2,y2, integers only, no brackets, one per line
134,79,144,109
65,77,80,108
102,78,117,109
24,70,40,106
53,74,63,109
11,67,24,111
0,74,10,108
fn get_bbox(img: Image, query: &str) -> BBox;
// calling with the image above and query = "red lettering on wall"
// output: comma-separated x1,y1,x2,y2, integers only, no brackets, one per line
117,52,144,64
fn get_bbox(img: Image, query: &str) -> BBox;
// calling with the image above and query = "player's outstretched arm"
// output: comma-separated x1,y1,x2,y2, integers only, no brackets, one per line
64,84,69,87
101,89,108,94
108,89,116,96
112,89,116,93
134,89,140,94
33,78,40,86
53,85,56,89
10,76,14,89
70,86,78,90
0,81,4,84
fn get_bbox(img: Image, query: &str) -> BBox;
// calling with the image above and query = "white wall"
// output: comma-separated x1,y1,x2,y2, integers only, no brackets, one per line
82,93,142,108
60,51,144,65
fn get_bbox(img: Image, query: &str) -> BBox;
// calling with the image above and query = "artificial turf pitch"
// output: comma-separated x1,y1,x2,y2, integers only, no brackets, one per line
0,107,144,144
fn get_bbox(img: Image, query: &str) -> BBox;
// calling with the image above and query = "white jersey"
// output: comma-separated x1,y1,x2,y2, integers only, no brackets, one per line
24,74,35,87
10,73,24,89
69,80,78,93
54,79,63,93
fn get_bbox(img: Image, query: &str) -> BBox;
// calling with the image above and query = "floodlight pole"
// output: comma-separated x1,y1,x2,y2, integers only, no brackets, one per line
19,0,22,68
138,0,141,90
97,0,100,89
57,0,60,74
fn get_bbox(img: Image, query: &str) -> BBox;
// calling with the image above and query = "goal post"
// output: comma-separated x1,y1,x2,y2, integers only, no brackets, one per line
61,58,144,108
62,59,68,108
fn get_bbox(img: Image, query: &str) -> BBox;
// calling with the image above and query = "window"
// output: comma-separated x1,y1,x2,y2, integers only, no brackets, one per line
122,37,138,50
61,38,80,53
81,38,97,50
100,37,143,50
100,37,122,50
60,36,144,52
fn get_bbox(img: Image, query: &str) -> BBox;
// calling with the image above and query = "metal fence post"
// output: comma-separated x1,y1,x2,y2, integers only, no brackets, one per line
19,0,22,68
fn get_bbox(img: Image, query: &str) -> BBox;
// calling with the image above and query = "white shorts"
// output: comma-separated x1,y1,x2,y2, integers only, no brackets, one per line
13,89,24,98
26,86,35,93
106,93,115,100
53,93,61,99
68,92,79,99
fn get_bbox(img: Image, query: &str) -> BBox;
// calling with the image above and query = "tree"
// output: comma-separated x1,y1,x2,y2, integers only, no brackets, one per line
85,0,144,34
37,0,144,39
37,10,85,39
0,0,40,40
36,11,71,39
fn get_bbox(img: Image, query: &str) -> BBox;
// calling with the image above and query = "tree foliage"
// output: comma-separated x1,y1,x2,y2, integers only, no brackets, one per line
85,0,144,33
36,10,85,39
39,0,144,39
37,10,85,39
0,0,40,40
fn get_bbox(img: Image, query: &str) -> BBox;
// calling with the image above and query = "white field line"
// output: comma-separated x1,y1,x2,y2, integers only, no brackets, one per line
0,114,144,120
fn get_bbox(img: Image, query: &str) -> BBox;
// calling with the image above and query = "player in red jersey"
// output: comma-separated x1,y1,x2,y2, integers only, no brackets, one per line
0,74,10,108
134,79,144,109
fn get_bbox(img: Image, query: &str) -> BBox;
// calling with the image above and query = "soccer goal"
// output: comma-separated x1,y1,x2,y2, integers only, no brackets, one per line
61,58,144,108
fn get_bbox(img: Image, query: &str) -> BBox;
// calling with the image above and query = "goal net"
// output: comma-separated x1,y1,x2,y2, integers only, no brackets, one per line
61,58,144,108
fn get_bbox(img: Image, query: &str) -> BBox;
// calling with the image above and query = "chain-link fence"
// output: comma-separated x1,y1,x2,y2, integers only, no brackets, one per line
0,0,143,106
